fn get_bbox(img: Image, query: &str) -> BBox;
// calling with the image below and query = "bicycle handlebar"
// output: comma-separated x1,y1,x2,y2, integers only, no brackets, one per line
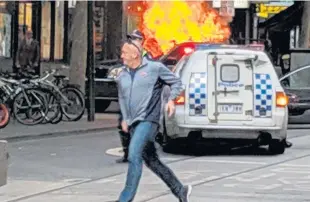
0,66,65,87
61,65,69,70
0,69,53,85
36,69,55,82
0,77,19,85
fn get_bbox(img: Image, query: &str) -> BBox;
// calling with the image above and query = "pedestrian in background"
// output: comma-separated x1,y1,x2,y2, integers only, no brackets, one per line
15,29,40,75
115,41,191,202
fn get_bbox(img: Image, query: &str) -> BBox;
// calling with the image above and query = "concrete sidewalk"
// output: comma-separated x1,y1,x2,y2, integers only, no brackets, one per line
0,124,308,201
0,113,118,141
2,151,310,202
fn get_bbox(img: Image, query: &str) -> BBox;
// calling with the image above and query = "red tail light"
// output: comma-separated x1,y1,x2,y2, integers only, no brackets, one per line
174,90,185,105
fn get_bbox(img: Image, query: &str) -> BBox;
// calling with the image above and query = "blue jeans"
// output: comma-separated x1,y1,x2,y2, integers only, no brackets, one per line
118,121,184,202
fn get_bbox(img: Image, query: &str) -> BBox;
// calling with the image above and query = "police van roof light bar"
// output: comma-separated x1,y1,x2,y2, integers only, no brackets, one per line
220,44,265,51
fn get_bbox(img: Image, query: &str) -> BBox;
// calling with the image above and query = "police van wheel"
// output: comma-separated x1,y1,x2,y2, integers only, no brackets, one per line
269,139,285,155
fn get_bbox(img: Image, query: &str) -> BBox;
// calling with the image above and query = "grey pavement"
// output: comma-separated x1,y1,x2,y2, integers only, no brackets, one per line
0,113,118,140
0,102,120,140
0,128,309,201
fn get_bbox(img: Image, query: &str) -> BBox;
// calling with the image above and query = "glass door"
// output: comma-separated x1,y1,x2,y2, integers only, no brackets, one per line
18,2,32,43
0,2,12,57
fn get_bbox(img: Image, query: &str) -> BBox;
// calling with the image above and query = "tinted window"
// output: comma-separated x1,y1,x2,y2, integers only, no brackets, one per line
174,55,190,77
282,67,310,88
163,47,186,64
220,64,240,82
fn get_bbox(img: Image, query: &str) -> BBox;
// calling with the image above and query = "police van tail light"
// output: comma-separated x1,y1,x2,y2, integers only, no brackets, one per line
276,92,289,107
174,90,185,105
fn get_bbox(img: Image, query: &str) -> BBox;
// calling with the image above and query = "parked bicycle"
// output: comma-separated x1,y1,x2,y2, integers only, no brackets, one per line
0,66,85,126
28,65,85,123
0,71,48,125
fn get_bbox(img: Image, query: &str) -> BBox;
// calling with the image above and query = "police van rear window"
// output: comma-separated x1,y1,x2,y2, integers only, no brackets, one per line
220,64,240,82
174,55,190,77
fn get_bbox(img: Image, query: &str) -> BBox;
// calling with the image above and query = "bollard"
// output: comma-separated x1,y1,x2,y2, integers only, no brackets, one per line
0,140,8,187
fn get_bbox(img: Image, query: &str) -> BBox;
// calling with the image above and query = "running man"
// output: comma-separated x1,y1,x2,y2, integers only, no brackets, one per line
115,41,192,202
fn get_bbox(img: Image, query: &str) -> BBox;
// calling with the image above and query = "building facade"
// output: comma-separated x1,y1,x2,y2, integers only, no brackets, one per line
0,0,126,73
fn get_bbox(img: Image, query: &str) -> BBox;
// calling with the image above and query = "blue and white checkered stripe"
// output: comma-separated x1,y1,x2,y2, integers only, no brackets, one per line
254,73,273,117
189,72,207,116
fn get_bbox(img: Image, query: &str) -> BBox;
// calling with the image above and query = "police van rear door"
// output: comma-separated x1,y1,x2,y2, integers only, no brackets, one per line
207,51,254,122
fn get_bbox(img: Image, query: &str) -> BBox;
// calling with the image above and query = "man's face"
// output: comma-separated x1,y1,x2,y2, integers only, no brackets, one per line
26,31,33,40
121,43,136,67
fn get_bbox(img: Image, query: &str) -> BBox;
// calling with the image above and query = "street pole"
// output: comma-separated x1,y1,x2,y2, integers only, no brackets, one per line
245,8,250,45
87,1,95,122
122,1,128,41
252,15,258,41
12,1,19,73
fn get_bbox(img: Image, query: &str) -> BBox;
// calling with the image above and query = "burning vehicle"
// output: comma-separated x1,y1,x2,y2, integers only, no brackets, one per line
93,0,232,112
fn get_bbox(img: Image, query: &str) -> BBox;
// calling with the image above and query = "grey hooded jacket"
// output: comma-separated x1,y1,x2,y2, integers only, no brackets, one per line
115,58,183,126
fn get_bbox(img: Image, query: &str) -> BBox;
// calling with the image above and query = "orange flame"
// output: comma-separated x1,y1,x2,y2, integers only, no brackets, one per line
126,1,231,58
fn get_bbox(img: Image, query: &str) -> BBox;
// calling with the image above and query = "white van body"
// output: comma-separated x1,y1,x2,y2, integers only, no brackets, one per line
163,47,288,154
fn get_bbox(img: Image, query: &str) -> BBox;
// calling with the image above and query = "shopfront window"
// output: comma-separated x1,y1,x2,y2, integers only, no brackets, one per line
18,3,32,32
41,2,51,59
0,2,11,57
18,2,32,50
54,1,64,60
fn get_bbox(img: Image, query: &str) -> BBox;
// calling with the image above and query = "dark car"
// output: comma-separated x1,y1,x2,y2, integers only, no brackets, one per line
86,59,122,112
279,65,310,124
94,42,222,112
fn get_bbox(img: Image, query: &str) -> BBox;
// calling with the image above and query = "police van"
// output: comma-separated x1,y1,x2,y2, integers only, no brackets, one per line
162,45,289,154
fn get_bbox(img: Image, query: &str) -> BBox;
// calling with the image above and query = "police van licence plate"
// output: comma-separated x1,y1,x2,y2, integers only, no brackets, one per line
218,104,243,114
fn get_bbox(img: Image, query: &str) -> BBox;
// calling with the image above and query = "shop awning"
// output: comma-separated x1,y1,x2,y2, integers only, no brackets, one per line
259,2,304,33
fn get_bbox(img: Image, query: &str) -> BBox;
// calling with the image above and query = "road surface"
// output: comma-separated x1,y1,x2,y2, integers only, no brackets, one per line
0,128,310,201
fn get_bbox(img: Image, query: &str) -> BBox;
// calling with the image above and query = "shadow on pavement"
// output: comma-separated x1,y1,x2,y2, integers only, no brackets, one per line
161,138,273,157
102,110,119,114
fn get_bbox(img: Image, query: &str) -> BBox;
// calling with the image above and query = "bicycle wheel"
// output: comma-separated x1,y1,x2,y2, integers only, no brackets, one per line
13,88,48,125
50,107,63,124
60,87,85,121
0,104,10,129
38,87,62,124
